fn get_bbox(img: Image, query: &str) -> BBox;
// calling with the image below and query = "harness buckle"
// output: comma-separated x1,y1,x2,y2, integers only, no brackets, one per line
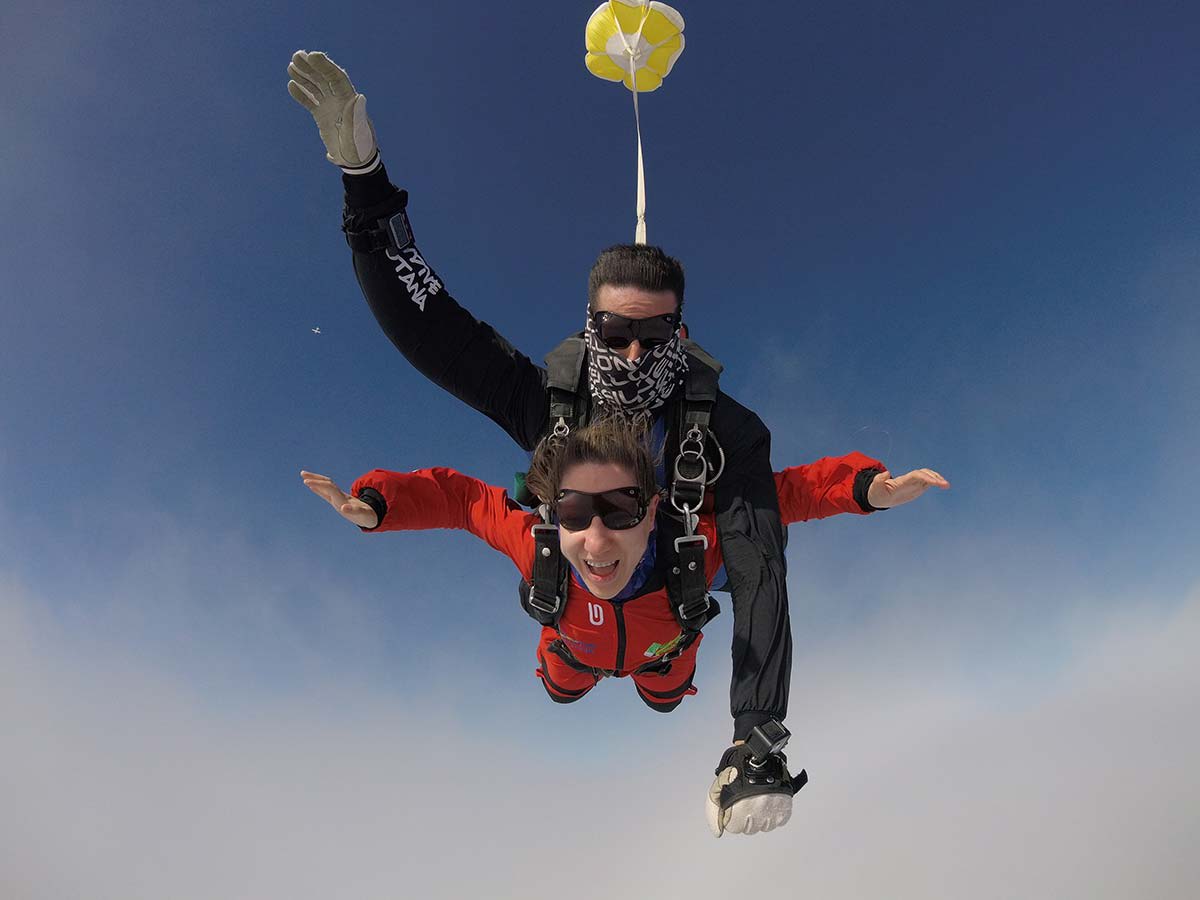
674,533,708,553
676,593,711,624
526,581,563,617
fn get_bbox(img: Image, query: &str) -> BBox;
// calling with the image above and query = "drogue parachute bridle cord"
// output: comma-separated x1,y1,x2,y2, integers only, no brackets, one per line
606,0,651,244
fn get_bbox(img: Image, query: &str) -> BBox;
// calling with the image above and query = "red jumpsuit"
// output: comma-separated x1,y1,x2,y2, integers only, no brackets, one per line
351,451,882,712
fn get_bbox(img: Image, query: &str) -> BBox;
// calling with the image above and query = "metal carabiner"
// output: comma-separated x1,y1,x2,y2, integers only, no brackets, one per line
677,502,700,537
704,430,726,486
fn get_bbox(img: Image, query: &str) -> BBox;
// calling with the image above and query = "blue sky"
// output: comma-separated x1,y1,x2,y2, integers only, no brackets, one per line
2,1,1198,896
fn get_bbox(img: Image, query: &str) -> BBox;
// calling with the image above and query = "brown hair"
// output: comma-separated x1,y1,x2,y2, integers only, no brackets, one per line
587,244,685,312
525,416,659,506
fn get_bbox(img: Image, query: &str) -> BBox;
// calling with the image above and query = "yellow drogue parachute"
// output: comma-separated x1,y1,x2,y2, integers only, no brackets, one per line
585,0,684,93
584,0,685,243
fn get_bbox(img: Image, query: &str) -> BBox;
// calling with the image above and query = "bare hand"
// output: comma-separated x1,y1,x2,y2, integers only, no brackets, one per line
300,470,379,528
866,468,950,509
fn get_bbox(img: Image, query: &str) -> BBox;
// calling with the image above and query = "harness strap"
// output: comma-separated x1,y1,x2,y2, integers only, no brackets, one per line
681,339,721,409
670,340,721,513
680,339,724,378
671,532,712,630
526,511,568,626
518,335,726,634
544,336,588,433
547,639,613,679
715,745,807,805
342,191,412,253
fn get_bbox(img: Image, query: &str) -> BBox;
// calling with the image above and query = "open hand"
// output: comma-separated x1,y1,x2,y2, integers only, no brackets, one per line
300,470,379,528
866,468,950,509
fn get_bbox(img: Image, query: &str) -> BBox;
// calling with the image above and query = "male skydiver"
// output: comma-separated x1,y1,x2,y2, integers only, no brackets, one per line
287,49,947,836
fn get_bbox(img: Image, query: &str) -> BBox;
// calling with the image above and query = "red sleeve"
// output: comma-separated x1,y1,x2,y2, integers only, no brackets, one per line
774,452,885,524
350,467,535,580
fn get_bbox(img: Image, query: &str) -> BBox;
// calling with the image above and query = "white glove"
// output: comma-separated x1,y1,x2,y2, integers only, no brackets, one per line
287,50,380,174
706,765,794,837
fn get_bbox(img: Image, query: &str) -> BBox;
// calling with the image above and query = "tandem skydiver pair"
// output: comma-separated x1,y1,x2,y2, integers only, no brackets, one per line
289,49,950,838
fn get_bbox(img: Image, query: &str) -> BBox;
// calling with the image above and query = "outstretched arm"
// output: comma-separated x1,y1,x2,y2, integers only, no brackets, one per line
773,452,885,524
288,50,550,451
774,454,950,523
344,179,550,451
301,465,536,584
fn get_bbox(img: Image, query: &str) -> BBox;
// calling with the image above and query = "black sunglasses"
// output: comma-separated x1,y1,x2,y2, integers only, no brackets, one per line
555,487,647,532
590,310,681,350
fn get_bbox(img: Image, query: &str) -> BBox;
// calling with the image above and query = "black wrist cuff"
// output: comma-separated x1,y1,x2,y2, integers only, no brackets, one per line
356,488,388,531
733,711,777,743
854,467,887,512
342,161,397,209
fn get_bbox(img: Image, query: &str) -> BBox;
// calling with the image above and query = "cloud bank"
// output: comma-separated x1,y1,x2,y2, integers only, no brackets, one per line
3,556,1196,899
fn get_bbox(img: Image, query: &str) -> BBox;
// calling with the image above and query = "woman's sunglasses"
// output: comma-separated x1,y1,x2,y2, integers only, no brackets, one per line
555,487,647,532
590,310,681,350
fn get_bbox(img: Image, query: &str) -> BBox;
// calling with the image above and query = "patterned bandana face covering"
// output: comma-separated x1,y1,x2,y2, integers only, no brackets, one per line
585,315,688,416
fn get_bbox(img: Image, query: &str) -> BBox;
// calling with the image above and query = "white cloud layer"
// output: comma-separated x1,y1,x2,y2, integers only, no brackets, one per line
3,563,1197,899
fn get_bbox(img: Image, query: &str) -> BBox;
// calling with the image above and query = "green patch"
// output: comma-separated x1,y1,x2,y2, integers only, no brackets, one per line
643,632,684,658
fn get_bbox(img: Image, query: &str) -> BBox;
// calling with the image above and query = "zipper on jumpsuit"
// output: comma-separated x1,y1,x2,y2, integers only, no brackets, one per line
613,602,627,674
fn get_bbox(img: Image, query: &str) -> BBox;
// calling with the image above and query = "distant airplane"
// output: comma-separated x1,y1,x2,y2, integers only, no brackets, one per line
311,327,321,334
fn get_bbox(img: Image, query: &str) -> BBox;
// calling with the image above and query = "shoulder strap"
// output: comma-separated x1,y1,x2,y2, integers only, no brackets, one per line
522,509,569,627
681,338,721,427
682,337,724,379
543,335,588,432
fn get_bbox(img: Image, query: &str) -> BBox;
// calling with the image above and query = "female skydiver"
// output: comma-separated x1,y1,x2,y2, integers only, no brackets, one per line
301,418,948,835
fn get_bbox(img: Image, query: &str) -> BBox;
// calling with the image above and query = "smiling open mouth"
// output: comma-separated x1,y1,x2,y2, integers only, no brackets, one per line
584,560,619,577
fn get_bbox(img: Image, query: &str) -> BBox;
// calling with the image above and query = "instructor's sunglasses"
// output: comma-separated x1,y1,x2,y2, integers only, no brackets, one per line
554,487,647,532
590,310,681,350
